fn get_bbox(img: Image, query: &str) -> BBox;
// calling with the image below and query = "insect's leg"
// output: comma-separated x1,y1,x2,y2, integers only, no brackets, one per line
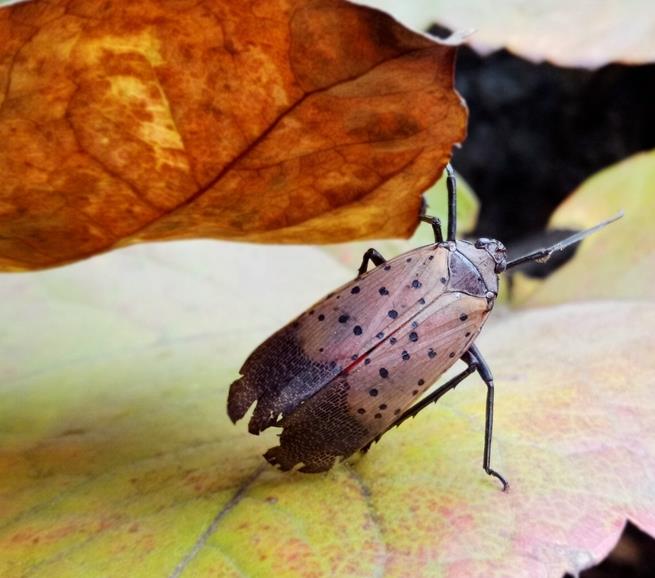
467,343,509,491
419,215,444,243
358,248,386,276
446,163,457,241
360,355,478,453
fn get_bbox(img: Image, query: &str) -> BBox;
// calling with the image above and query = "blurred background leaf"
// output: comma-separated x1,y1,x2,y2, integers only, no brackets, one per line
358,0,655,68
511,150,655,305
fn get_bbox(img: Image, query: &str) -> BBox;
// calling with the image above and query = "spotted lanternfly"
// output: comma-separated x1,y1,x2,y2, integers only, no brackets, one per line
227,165,622,490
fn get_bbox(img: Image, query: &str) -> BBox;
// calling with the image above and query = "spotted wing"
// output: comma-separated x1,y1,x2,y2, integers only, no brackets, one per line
262,287,491,472
227,245,452,434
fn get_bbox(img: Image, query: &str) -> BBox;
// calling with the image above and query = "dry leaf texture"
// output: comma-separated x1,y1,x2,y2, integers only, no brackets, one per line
0,0,466,270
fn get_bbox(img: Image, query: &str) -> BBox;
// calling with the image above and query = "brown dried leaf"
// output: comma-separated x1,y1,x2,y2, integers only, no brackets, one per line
0,0,466,271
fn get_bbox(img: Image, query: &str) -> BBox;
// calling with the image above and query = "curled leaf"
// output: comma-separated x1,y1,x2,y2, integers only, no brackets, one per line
0,0,466,270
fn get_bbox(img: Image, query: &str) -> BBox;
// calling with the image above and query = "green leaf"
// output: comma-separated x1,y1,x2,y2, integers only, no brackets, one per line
517,150,655,306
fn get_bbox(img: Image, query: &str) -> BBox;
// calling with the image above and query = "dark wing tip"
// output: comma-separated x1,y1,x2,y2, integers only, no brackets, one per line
227,376,257,424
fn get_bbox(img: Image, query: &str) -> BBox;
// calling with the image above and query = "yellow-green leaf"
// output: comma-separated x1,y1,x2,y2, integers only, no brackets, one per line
1,241,654,577
518,150,655,306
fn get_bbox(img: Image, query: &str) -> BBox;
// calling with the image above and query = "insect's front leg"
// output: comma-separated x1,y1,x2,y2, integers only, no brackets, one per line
467,344,509,491
419,215,444,243
358,248,386,276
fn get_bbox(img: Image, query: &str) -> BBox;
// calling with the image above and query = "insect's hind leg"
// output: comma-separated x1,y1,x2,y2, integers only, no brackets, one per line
467,344,509,491
358,248,386,276
360,343,509,491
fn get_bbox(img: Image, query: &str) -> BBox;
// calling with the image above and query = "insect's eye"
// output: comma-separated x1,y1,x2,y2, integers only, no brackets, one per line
475,238,491,249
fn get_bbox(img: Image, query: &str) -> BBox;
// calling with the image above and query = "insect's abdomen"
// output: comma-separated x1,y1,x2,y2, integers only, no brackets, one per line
265,289,490,472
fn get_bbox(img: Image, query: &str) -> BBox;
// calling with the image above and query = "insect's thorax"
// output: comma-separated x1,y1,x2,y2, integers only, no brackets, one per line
448,240,503,299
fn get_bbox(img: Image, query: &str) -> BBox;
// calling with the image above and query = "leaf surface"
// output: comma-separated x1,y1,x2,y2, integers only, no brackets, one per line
1,241,654,577
516,150,655,306
0,0,466,270
359,0,655,68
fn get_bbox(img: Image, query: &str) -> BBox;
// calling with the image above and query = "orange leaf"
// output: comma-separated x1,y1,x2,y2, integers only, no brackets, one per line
0,0,466,271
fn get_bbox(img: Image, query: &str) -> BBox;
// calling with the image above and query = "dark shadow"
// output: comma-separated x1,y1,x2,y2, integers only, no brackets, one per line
563,522,655,578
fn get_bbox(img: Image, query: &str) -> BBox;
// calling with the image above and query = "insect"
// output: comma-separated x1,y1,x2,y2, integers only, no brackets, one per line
228,165,621,489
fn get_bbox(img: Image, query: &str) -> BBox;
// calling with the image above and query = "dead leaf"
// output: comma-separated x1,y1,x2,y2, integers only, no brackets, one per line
514,149,655,306
0,0,466,271
1,241,654,577
359,0,655,68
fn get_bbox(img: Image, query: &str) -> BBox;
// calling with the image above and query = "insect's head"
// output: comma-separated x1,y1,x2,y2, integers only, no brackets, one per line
474,238,507,273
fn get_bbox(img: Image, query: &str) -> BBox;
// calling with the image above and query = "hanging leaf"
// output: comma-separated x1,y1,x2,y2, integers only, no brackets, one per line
0,0,466,270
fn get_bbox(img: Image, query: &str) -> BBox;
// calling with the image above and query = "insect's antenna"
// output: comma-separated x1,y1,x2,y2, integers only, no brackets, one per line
505,211,624,270
446,164,457,241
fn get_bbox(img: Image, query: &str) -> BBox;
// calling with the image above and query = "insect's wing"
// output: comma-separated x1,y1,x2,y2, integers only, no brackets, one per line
264,289,491,472
228,245,451,434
